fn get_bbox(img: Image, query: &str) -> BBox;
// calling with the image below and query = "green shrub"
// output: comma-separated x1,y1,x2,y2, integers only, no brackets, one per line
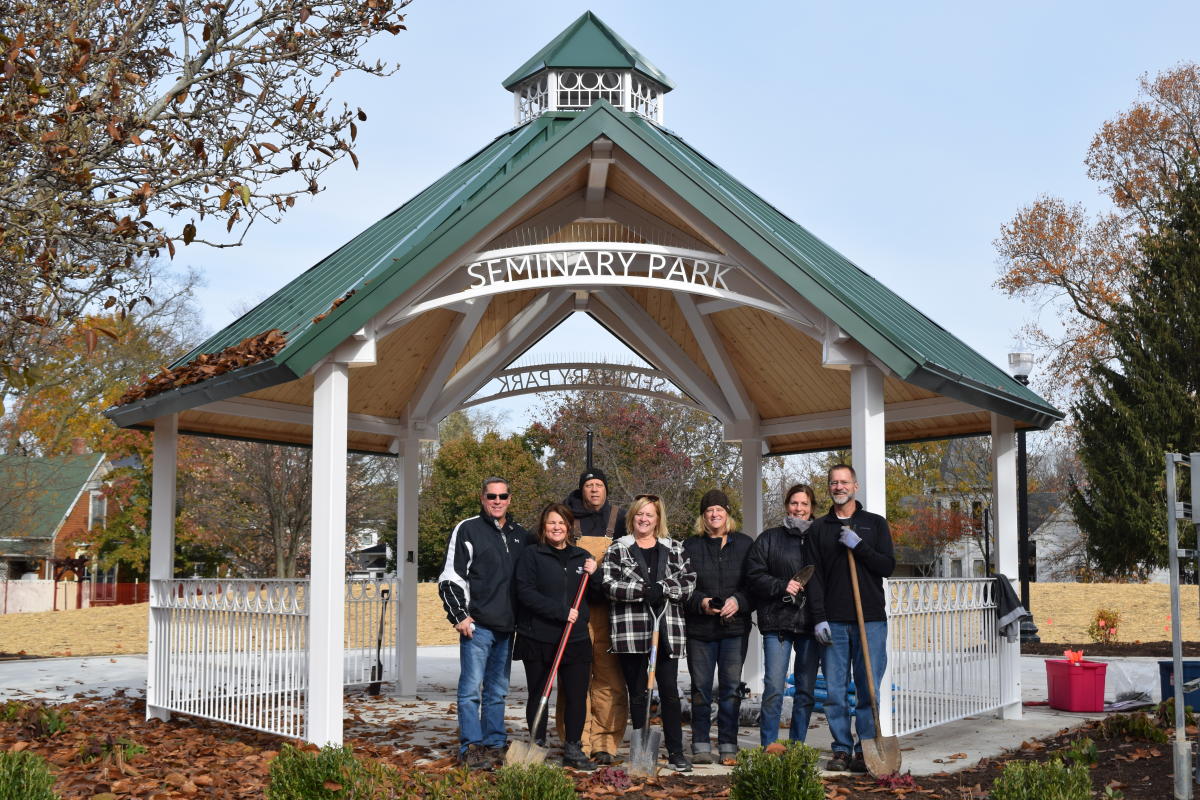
0,750,58,800
408,767,493,800
730,742,824,800
1061,736,1098,767
1155,697,1197,729
1087,608,1121,644
1100,712,1169,743
990,758,1091,800
13,704,69,739
79,735,147,764
266,744,399,800
491,763,574,800
0,701,26,723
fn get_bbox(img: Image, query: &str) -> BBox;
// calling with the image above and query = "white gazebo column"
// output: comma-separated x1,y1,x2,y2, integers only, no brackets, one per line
990,412,1021,720
741,437,764,692
146,414,178,722
309,361,350,745
850,364,886,516
394,432,421,696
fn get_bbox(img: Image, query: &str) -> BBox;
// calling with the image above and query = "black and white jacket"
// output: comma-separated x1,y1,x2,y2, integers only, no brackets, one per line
600,535,696,658
438,510,531,633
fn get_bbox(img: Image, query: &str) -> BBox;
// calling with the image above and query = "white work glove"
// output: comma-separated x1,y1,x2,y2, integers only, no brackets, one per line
814,621,832,645
839,526,861,549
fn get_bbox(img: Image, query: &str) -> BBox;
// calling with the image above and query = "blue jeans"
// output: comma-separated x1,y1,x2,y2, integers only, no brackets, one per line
686,635,748,751
823,620,887,755
457,625,513,754
760,632,821,746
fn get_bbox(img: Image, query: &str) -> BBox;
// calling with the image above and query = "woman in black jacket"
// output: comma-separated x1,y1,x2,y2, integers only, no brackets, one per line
681,489,754,764
744,484,825,747
514,503,597,770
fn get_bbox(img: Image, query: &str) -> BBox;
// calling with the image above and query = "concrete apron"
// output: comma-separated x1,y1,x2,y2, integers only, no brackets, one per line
0,648,1164,777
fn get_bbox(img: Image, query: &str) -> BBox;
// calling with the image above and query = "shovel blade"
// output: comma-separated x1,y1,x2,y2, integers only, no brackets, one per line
505,740,548,767
861,735,901,777
627,729,662,777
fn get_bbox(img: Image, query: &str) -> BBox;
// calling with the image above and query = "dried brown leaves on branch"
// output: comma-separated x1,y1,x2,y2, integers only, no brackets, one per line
994,62,1200,399
0,0,409,382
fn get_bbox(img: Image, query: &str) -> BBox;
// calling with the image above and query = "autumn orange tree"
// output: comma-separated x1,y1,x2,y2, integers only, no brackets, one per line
994,63,1200,399
0,0,409,388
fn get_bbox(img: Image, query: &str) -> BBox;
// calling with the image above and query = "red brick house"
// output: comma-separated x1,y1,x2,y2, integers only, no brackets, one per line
0,452,109,580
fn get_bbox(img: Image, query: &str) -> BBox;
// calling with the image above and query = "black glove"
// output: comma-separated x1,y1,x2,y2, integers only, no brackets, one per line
643,583,665,605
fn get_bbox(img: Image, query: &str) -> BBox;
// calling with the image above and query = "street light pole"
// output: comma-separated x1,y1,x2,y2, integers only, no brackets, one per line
1009,352,1040,643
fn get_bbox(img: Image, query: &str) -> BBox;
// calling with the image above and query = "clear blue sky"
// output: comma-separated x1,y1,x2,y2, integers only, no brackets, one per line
186,1,1200,428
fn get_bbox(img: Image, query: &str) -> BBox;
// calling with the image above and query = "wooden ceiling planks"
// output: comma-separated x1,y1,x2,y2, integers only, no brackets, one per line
453,288,542,374
623,286,717,385
348,309,460,418
710,306,838,419
607,164,716,249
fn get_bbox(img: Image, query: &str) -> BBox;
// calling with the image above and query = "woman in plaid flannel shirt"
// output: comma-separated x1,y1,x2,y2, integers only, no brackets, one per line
600,494,697,772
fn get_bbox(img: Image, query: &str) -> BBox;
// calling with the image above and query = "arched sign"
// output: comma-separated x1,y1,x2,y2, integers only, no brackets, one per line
390,242,802,325
460,360,705,411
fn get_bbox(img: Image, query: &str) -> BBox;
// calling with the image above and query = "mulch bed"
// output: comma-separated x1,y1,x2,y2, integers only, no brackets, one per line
0,694,1179,799
1022,639,1200,658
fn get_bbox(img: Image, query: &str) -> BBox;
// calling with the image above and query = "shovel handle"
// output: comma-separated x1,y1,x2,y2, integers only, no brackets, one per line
847,549,882,728
538,571,590,702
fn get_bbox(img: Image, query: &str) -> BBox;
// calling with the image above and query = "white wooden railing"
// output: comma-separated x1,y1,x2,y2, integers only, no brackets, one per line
882,577,1007,736
148,578,397,740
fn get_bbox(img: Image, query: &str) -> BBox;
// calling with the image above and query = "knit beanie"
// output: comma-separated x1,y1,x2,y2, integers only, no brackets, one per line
579,469,609,492
699,489,731,516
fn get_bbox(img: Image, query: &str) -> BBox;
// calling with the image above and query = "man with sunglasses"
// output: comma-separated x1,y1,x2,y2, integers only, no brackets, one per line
439,476,532,769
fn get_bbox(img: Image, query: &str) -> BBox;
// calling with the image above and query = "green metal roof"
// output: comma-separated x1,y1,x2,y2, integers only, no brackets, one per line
106,100,1060,430
502,11,674,91
0,454,102,548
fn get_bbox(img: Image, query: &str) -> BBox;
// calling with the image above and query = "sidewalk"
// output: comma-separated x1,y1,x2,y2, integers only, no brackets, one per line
0,649,1159,776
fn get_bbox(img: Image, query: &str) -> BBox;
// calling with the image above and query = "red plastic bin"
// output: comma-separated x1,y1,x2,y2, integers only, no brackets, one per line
1045,659,1107,712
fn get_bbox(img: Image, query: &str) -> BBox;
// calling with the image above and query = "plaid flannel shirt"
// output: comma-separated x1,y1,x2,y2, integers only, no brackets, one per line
600,534,696,658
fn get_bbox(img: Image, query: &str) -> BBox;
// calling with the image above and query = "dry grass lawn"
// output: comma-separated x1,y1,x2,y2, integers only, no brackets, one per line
1,582,1197,657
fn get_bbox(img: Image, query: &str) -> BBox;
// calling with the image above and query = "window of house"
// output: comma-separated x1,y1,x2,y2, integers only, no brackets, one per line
972,559,985,577
950,559,963,577
89,491,106,530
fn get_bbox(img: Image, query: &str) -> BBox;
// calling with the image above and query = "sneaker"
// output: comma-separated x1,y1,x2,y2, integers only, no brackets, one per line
563,742,596,771
848,753,868,774
590,751,614,765
487,746,506,768
691,749,714,764
462,744,490,770
667,751,693,773
826,752,851,772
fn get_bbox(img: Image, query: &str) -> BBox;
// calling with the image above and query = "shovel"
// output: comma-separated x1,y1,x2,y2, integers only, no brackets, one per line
627,606,665,777
847,548,901,776
507,572,590,766
367,587,391,696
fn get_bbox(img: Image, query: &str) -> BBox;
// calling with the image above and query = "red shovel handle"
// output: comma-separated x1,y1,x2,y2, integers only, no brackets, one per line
538,570,590,701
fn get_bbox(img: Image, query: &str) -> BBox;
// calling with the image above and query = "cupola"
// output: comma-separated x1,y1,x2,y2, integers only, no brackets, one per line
503,11,674,125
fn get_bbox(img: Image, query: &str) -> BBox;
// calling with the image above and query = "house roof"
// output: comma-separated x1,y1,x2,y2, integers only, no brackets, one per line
105,99,1060,453
502,11,675,90
0,454,105,553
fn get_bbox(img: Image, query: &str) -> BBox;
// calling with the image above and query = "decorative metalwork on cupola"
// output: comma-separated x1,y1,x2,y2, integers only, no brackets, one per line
504,11,674,126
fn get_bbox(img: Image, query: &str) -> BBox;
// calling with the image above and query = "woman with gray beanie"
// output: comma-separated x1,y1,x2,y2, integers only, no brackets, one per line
745,484,827,747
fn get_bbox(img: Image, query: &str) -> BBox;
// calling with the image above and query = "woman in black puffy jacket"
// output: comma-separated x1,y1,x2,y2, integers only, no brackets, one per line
745,484,825,747
514,503,597,770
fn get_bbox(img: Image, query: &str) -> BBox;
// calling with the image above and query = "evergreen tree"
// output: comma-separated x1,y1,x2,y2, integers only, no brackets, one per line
1070,161,1200,576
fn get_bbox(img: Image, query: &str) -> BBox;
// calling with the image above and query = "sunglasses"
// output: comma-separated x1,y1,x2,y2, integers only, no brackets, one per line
635,494,660,503
484,492,510,500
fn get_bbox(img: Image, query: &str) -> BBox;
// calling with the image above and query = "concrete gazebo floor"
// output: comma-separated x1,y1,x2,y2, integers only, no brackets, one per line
0,647,1162,777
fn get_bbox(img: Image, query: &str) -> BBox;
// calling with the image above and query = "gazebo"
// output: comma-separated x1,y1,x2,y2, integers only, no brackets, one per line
105,11,1060,746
